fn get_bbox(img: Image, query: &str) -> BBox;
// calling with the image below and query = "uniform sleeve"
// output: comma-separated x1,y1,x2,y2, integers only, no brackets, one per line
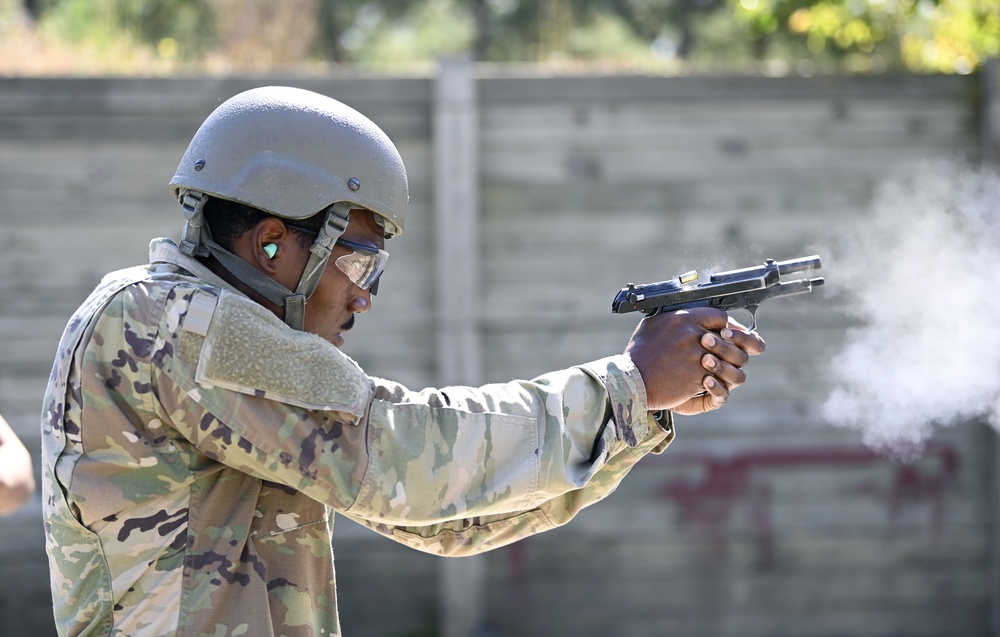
345,406,673,556
159,284,673,539
334,360,674,554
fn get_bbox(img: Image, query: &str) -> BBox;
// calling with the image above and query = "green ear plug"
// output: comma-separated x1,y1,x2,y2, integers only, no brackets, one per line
263,243,278,259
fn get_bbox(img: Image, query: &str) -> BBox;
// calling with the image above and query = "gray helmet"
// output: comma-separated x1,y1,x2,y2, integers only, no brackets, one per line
168,86,409,330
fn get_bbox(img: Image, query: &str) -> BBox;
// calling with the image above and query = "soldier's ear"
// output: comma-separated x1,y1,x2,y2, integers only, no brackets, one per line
248,217,291,274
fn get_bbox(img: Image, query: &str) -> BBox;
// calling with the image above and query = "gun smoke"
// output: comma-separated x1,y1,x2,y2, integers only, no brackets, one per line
820,159,1000,453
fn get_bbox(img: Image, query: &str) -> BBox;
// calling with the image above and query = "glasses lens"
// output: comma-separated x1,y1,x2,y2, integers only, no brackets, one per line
334,248,388,291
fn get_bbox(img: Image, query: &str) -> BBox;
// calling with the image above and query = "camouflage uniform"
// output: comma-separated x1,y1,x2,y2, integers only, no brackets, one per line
41,237,674,637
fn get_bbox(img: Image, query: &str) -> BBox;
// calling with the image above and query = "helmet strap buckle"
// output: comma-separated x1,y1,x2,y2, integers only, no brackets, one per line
283,293,308,332
294,202,351,300
178,190,210,257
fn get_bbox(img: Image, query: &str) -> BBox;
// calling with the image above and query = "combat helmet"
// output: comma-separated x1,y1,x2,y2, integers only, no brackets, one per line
169,85,408,330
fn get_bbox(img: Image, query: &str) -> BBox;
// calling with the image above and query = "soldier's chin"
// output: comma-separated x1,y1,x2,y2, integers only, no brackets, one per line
333,316,355,347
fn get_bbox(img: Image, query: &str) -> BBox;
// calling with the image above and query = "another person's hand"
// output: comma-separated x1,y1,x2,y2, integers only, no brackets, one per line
625,308,766,416
0,415,35,516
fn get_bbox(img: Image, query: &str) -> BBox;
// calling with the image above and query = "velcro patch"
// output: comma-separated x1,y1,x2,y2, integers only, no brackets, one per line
183,290,217,336
195,290,371,418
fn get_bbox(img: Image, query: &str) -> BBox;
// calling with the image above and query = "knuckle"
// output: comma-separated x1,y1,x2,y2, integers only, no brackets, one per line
733,369,747,386
722,341,739,360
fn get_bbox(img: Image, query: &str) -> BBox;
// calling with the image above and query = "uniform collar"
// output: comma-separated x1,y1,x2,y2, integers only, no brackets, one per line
148,237,246,298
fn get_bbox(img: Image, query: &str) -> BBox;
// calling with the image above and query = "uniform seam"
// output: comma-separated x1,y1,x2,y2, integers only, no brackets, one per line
251,516,327,539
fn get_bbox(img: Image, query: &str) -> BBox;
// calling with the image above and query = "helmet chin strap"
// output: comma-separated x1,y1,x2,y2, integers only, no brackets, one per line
178,190,351,331
287,202,351,329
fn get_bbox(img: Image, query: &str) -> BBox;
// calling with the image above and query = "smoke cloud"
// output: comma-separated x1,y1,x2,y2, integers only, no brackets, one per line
820,159,1000,452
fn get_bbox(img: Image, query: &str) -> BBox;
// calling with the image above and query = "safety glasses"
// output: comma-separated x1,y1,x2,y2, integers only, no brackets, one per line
332,237,388,294
285,224,388,294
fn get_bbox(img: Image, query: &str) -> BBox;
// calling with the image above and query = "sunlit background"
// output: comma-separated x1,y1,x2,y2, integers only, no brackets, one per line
0,0,997,75
2,2,1000,637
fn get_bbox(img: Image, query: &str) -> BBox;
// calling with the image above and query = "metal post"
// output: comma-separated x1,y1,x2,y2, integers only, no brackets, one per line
994,426,1000,637
434,56,488,637
985,58,1000,637
982,58,1000,164
434,57,481,388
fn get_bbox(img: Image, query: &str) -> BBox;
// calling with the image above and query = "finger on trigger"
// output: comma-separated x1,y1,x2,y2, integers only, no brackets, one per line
724,326,766,356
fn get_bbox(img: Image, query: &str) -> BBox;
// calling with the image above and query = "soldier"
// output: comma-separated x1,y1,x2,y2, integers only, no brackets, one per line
0,413,34,516
41,86,764,636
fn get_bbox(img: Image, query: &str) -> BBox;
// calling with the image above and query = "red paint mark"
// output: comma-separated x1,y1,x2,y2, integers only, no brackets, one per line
651,444,960,566
507,539,528,580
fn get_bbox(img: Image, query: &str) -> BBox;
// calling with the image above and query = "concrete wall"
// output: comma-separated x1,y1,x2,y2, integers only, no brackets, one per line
0,67,994,637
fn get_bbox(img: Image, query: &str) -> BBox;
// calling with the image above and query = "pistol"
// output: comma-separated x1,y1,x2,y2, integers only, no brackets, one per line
612,255,824,330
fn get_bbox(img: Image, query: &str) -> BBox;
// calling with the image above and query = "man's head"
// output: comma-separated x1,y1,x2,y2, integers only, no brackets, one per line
168,86,408,334
205,199,385,346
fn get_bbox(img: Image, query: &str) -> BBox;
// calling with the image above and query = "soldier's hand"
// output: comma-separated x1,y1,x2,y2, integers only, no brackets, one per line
624,308,765,415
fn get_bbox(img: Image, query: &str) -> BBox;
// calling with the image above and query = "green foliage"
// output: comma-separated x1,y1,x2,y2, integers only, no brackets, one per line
23,0,207,66
341,0,475,66
3,0,998,74
731,0,1000,73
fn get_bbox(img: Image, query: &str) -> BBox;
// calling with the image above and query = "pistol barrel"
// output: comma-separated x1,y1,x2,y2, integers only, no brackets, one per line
775,255,822,276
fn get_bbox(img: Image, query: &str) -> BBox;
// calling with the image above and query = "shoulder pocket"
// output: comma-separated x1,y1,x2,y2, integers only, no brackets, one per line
195,290,372,418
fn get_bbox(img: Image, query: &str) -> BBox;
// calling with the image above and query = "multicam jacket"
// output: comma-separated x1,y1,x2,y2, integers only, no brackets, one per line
41,237,674,637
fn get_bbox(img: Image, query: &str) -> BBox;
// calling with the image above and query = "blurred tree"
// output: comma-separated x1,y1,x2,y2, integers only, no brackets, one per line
731,0,1000,73
22,0,40,19
597,0,724,60
4,0,998,74
205,0,319,69
111,0,208,63
332,0,474,65
316,0,358,63
466,0,681,62
1,0,177,73
315,0,415,64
